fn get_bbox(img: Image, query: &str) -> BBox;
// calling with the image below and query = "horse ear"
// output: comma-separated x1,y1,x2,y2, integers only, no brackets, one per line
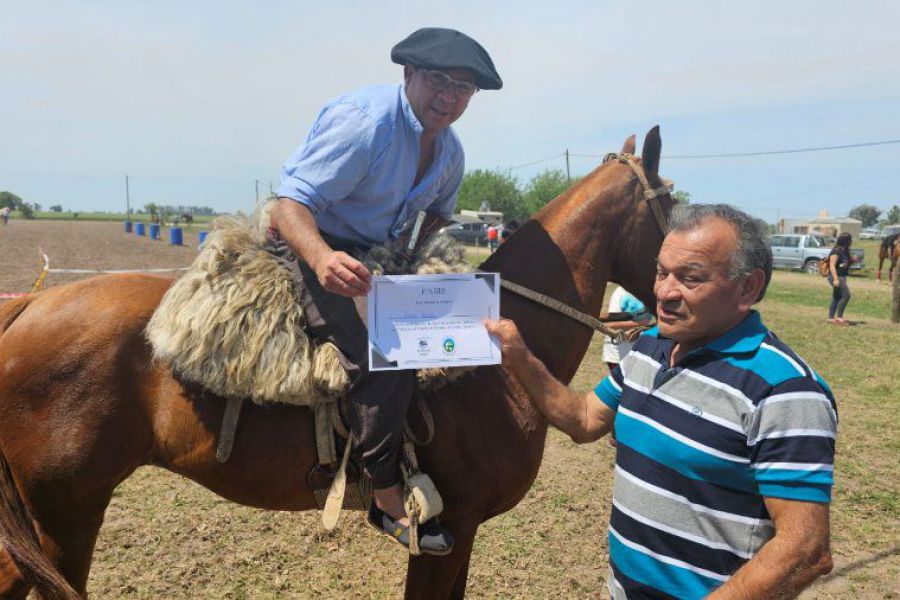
641,126,661,179
621,134,636,155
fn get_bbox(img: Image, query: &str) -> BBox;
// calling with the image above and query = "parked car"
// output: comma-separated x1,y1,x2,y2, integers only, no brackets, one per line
769,234,865,274
859,228,881,240
439,222,488,245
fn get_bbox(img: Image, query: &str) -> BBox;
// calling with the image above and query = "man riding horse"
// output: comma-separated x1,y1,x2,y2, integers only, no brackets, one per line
269,27,502,555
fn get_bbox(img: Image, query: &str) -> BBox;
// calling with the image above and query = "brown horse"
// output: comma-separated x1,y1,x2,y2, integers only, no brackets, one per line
0,128,674,599
876,233,900,283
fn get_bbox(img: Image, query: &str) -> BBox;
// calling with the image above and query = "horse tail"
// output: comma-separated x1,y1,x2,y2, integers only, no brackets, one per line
0,449,80,599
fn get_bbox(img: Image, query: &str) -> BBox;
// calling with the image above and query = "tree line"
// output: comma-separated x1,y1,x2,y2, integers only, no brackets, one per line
455,169,690,222
848,203,900,228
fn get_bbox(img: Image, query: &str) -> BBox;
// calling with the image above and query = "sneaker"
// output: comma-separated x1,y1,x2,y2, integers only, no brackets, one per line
367,504,454,556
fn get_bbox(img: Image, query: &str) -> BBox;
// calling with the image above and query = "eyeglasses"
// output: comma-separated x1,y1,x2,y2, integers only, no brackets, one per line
419,68,478,99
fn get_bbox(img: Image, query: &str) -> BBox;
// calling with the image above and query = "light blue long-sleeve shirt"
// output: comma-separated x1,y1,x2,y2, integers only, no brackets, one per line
276,84,465,247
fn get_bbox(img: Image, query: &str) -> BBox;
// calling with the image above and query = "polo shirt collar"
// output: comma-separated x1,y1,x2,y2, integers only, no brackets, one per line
643,310,767,355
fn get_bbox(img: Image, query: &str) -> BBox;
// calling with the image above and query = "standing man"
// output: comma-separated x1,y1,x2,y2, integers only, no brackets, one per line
270,28,502,555
486,204,836,598
0,205,10,225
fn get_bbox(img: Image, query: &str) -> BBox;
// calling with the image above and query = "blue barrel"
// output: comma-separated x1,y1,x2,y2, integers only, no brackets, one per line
169,227,184,246
198,230,209,248
124,220,132,233
149,223,161,240
135,222,146,236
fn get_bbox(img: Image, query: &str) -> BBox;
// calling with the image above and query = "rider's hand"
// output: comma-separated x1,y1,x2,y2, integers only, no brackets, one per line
484,318,531,367
314,251,372,297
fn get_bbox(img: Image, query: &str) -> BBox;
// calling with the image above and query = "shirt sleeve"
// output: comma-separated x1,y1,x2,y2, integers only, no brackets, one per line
594,364,625,411
275,101,379,216
746,377,838,503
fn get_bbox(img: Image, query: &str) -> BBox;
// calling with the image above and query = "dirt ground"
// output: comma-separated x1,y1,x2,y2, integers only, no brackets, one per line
1,221,897,598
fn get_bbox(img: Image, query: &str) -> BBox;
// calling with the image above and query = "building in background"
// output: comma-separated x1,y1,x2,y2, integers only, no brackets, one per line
777,210,861,239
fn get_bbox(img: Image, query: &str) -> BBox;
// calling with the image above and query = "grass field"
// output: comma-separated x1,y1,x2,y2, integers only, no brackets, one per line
1,222,898,598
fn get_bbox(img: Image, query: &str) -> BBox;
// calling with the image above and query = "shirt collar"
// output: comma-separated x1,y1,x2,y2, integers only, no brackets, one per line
400,85,425,135
643,310,768,355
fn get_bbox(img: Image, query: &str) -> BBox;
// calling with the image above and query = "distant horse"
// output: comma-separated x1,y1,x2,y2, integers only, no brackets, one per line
0,129,674,599
876,233,900,282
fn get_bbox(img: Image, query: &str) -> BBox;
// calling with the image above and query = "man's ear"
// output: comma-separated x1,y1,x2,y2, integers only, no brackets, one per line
740,269,766,308
403,64,414,85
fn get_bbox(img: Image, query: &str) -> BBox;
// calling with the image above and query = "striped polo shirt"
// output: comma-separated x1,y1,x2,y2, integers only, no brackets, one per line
594,310,837,599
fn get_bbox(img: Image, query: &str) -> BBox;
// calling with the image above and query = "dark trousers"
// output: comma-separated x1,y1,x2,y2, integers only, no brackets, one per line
827,275,851,319
268,233,415,489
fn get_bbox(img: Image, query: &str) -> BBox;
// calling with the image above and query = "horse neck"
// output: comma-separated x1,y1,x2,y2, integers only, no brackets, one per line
482,170,638,384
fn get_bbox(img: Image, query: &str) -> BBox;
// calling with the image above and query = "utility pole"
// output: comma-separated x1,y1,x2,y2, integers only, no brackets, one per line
255,179,260,203
125,175,131,216
565,149,571,185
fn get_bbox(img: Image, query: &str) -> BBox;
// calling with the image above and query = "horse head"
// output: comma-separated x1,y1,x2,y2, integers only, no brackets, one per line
480,126,674,379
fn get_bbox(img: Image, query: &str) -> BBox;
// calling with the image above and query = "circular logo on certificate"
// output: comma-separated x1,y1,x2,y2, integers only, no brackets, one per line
442,337,456,354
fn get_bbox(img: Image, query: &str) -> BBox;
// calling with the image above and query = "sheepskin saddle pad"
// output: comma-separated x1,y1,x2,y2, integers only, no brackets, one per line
145,202,472,407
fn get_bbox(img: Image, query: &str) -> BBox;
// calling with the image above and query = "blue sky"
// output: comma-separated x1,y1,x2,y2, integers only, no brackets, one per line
2,1,898,223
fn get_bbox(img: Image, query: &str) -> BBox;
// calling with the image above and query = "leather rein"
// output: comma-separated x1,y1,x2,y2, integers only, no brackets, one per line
496,152,673,340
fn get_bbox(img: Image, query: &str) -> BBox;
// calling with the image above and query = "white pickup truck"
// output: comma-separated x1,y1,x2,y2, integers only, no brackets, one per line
769,234,865,275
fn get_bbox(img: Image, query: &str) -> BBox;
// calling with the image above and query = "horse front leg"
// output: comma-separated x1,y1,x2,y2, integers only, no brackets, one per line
404,519,480,600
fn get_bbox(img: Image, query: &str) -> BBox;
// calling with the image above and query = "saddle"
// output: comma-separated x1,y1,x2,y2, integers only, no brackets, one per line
145,202,470,549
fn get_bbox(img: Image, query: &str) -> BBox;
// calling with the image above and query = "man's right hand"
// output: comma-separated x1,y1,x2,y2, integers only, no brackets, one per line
314,250,372,297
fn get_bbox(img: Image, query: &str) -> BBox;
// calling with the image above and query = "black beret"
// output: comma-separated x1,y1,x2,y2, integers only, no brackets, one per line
391,27,502,90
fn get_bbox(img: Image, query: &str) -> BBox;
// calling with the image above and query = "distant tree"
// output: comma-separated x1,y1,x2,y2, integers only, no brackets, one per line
0,191,26,211
72,212,80,219
848,204,881,228
19,203,34,219
523,169,571,216
143,203,159,217
887,205,900,225
672,190,691,204
457,169,526,222
50,204,63,212
32,203,41,212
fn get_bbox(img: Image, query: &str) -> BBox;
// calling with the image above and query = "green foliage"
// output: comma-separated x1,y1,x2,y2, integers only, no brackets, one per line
50,204,63,212
0,191,24,210
457,169,526,221
886,205,900,225
523,169,571,215
672,190,691,204
143,203,159,216
848,204,881,227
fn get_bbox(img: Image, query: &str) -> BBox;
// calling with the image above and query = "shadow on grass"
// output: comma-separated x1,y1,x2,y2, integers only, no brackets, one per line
818,545,900,583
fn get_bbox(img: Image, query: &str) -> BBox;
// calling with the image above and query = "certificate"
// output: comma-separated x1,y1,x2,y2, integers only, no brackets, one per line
367,273,501,371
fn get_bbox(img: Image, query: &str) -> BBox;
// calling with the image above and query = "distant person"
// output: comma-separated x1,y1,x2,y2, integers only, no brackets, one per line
601,285,652,372
486,222,499,251
892,267,900,324
0,206,10,225
499,219,518,244
827,232,853,325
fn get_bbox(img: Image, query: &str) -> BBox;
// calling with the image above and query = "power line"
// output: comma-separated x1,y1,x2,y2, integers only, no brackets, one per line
570,137,900,160
507,153,565,170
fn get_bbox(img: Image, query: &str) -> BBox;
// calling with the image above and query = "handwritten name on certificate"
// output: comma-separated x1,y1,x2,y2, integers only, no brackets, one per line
367,273,501,371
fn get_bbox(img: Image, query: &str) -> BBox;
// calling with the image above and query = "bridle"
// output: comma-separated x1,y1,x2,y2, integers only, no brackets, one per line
496,152,674,339
602,152,673,238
